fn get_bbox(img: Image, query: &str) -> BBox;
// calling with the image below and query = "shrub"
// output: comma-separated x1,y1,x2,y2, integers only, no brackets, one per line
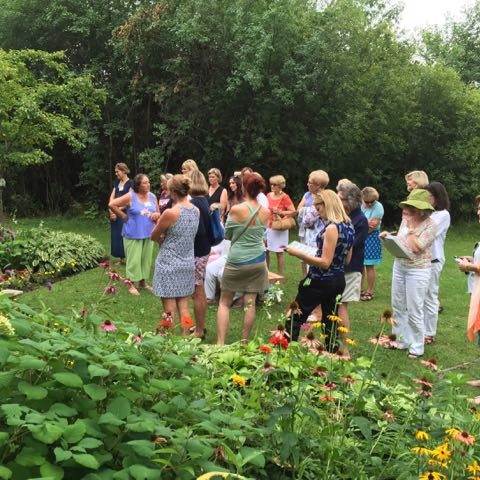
0,298,479,480
0,228,105,288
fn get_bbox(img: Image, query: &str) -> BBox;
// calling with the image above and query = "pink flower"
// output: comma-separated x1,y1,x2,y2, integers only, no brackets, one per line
80,308,89,316
262,362,275,372
420,358,439,371
98,261,111,269
300,323,313,333
104,285,116,295
99,320,117,332
123,279,133,288
270,325,290,339
108,270,121,281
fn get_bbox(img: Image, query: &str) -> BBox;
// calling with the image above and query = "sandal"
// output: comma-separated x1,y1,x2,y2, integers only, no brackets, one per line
360,292,373,301
424,336,435,345
408,353,422,359
128,286,140,296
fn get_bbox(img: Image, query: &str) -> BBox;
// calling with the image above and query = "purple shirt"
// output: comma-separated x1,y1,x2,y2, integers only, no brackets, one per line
122,191,157,239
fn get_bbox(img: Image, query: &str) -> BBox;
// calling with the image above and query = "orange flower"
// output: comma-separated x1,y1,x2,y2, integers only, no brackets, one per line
259,345,272,354
180,315,194,329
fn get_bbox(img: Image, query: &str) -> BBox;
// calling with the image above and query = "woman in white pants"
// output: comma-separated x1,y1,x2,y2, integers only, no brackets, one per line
380,189,436,359
423,182,450,345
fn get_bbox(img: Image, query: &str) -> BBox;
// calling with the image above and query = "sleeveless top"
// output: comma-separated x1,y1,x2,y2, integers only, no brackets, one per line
122,191,157,239
304,191,314,207
225,205,266,264
208,185,224,205
309,221,355,280
114,179,132,199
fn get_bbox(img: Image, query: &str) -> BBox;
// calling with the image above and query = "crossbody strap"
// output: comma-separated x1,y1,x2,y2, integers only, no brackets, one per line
231,207,261,245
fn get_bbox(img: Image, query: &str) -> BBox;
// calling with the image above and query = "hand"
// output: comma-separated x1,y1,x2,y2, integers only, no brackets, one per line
379,231,388,239
458,259,472,273
109,212,117,221
150,212,160,222
122,214,128,221
285,247,301,258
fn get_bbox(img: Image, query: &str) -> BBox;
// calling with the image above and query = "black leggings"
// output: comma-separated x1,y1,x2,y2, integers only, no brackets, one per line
285,274,345,345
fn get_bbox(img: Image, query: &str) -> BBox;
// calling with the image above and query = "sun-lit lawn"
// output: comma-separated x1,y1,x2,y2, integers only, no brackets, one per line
7,216,480,387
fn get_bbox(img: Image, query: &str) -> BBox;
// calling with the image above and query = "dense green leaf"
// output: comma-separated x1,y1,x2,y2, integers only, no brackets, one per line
54,447,73,462
53,372,83,388
106,397,131,420
88,364,110,378
15,446,47,466
29,422,64,444
84,383,107,401
0,466,12,480
18,380,48,400
63,419,87,443
40,462,64,480
72,453,100,470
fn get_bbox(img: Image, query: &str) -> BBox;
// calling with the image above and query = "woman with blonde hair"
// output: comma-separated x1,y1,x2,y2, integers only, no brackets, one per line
360,186,384,301
297,170,329,276
181,159,199,174
405,170,429,191
152,174,200,334
158,173,173,213
207,168,228,214
266,174,296,276
285,190,354,343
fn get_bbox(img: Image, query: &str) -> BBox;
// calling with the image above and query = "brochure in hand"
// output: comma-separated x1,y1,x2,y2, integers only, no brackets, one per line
287,241,317,257
381,234,413,260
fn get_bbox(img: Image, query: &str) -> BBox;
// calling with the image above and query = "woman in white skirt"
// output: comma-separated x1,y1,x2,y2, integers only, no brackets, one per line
266,175,295,276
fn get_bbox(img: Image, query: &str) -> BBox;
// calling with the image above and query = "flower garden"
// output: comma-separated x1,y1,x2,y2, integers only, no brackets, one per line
0,218,479,479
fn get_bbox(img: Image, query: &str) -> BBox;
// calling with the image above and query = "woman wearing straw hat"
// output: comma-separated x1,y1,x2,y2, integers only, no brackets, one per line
380,189,436,359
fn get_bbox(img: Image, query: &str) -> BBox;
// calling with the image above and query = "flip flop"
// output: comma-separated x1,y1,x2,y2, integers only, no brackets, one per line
424,336,435,345
360,292,373,301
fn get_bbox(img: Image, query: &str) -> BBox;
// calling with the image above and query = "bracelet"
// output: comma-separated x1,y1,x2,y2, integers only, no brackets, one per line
408,229,415,235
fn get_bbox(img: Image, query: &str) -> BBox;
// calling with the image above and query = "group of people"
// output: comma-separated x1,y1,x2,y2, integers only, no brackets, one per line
106,161,480,360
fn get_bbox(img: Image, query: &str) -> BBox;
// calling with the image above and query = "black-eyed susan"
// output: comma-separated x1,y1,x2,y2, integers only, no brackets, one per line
467,461,480,475
411,446,432,456
338,326,349,333
419,471,446,480
416,430,431,441
346,338,356,346
431,443,452,463
445,428,461,438
327,314,342,323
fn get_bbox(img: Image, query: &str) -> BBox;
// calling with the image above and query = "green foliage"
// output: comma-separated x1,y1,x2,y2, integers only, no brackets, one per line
0,228,105,286
0,298,479,479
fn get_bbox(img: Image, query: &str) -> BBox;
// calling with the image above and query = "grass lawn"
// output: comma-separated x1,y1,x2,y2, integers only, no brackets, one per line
7,216,480,388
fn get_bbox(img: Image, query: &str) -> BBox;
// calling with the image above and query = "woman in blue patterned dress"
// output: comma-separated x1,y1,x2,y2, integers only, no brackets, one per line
285,190,354,344
108,163,132,264
360,187,384,301
152,174,200,334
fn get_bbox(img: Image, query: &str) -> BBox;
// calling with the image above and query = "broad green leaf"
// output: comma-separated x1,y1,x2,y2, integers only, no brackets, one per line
54,447,73,462
125,440,155,458
29,422,64,444
107,397,131,420
0,372,14,388
53,372,83,388
84,384,107,401
98,412,125,426
49,403,77,417
88,365,110,378
128,465,159,480
18,355,47,369
1,403,23,426
0,466,12,480
77,437,103,449
40,462,64,480
162,353,186,369
63,419,86,443
0,432,9,447
15,446,46,466
18,380,48,400
239,447,265,468
352,416,372,440
0,347,9,365
72,453,100,470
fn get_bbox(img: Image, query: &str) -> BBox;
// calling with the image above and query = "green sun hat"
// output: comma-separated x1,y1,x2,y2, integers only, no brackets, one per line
399,188,434,211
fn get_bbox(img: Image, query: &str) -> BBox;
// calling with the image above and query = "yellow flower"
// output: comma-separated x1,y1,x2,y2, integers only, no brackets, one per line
338,326,349,333
467,461,480,475
327,315,342,323
0,314,15,336
419,471,445,480
311,322,322,329
445,428,461,437
431,443,451,463
427,459,448,469
411,446,432,456
416,430,431,441
230,374,246,387
346,338,356,346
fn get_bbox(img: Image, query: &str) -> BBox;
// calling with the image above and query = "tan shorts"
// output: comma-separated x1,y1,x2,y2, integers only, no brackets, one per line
341,272,362,303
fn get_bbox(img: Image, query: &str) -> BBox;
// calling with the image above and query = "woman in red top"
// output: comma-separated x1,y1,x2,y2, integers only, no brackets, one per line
266,175,295,276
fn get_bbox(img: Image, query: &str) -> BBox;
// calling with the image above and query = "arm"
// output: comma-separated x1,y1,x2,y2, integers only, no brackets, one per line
109,192,132,220
345,247,353,265
297,195,306,211
151,208,178,242
150,194,161,223
286,224,338,269
368,218,381,233
108,188,116,220
219,189,228,217
458,259,480,274
406,222,436,254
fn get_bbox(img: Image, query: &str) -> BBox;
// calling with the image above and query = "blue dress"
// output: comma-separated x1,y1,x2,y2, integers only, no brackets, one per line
361,201,384,266
110,179,132,258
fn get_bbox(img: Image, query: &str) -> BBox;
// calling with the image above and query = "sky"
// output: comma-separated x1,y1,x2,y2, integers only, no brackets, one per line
399,0,475,33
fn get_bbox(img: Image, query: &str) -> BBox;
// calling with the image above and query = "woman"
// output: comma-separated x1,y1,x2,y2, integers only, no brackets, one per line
109,174,160,295
181,159,199,175
297,170,329,276
108,163,132,264
380,189,436,359
207,168,228,215
458,196,480,402
285,190,354,343
224,175,244,220
405,170,429,192
151,175,200,334
216,173,270,344
266,175,296,276
423,182,450,344
158,173,173,213
360,187,384,301
188,170,213,339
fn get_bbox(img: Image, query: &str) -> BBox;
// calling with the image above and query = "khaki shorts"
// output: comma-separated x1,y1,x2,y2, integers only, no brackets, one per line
341,272,362,303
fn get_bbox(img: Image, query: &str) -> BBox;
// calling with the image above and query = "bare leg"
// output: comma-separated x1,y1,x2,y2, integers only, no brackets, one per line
241,293,257,343
366,266,376,294
361,267,366,292
192,284,207,337
337,302,351,356
176,297,191,336
161,297,177,329
277,252,284,276
266,250,271,271
217,290,234,344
